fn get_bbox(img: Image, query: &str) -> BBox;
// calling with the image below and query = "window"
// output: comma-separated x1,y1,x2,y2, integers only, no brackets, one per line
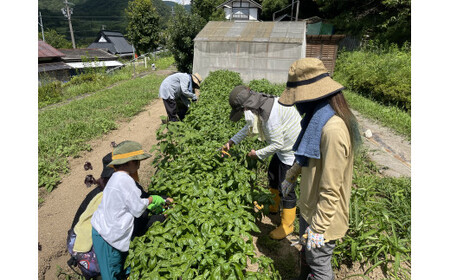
232,8,249,19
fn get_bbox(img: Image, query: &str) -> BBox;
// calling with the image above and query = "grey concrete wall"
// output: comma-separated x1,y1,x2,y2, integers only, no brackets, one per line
193,40,306,84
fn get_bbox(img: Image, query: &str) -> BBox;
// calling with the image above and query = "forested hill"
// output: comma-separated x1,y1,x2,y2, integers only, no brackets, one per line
38,0,190,46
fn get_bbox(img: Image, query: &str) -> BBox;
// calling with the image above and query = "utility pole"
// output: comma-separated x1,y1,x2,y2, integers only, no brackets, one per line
61,0,76,49
39,11,45,42
295,0,300,21
291,0,294,20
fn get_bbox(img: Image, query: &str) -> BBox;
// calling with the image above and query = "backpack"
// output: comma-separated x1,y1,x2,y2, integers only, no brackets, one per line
67,229,101,279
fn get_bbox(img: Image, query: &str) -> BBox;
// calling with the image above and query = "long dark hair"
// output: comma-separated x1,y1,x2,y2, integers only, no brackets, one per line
328,92,361,153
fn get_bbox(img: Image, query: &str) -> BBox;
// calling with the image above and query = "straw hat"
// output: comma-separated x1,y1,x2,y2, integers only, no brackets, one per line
108,141,151,167
279,58,345,106
192,73,202,87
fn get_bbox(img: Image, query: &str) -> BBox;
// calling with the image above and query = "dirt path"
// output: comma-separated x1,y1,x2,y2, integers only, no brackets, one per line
353,110,411,178
38,80,411,279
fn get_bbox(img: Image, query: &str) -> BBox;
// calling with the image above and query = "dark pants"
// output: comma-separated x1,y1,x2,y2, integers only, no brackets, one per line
162,98,188,122
268,154,297,209
132,212,166,239
299,216,336,280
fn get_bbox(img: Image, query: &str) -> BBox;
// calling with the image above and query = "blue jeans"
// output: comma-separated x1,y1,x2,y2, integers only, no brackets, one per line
92,228,129,280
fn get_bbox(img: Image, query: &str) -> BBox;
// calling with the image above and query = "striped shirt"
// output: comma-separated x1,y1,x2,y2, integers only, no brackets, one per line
231,98,302,165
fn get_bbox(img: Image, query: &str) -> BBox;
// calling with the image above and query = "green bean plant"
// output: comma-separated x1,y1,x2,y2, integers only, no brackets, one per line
126,70,280,279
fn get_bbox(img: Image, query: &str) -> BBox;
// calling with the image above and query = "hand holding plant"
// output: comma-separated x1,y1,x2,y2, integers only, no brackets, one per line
148,195,166,214
247,149,257,159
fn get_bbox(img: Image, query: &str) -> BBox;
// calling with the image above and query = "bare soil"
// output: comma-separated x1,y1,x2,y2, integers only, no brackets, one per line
38,73,411,279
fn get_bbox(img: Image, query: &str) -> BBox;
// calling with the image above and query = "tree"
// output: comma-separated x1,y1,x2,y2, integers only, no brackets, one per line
166,5,206,72
261,0,289,21
125,0,161,55
315,0,410,45
191,0,225,21
38,29,72,49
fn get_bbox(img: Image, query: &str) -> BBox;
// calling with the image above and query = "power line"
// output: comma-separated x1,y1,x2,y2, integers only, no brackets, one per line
43,15,127,18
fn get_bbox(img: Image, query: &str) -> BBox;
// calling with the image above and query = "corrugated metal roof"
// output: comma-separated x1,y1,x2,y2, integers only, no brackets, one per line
38,41,65,58
194,21,306,43
65,60,124,69
58,48,118,62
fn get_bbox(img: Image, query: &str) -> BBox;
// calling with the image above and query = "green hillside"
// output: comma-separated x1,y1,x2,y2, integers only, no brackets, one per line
38,0,190,47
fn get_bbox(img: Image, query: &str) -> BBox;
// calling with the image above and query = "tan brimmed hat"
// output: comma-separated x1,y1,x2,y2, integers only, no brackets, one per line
192,73,202,87
108,140,151,167
279,58,345,106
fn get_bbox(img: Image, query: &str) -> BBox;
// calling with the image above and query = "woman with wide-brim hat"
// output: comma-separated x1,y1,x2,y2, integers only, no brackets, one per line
90,141,167,280
279,58,361,280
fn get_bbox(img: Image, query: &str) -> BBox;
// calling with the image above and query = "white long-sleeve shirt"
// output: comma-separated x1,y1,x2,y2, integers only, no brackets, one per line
230,98,302,165
91,171,149,252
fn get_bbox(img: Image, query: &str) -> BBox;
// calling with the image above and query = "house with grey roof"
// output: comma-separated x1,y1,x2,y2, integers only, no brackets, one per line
88,30,134,58
217,0,262,21
193,21,306,84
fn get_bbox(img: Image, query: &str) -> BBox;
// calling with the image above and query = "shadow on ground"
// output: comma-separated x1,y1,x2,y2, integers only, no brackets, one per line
253,215,301,279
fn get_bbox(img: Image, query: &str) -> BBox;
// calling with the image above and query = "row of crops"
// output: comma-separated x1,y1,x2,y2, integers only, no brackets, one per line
126,69,411,279
126,70,280,279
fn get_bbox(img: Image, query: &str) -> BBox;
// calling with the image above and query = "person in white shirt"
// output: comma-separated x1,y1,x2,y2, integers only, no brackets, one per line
91,140,165,280
223,85,302,240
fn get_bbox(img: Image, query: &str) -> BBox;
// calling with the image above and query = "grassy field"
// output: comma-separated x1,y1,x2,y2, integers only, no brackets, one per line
38,72,165,192
38,56,175,109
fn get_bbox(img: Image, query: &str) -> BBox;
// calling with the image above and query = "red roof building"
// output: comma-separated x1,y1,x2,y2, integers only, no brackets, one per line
38,41,66,61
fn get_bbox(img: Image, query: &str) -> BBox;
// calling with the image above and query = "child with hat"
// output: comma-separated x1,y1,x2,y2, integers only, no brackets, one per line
91,141,166,280
279,58,361,280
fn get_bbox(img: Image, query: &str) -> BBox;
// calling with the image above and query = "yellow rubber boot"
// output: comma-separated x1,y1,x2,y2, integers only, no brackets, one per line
269,207,296,240
268,188,280,214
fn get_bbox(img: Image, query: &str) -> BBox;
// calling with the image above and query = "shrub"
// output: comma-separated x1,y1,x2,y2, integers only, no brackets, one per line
248,79,285,96
334,42,411,112
38,81,63,104
64,72,106,86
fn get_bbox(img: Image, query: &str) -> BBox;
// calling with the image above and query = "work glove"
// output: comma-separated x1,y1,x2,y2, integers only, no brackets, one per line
280,162,301,198
148,195,166,214
305,226,325,250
